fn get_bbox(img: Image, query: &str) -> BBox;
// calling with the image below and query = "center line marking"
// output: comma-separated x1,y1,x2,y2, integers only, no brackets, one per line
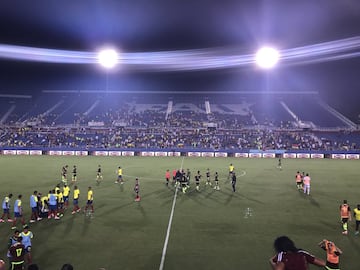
159,156,184,270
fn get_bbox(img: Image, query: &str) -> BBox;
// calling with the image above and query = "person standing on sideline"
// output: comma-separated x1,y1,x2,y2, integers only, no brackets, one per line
354,204,360,235
269,236,325,270
303,173,311,195
318,239,342,270
231,172,237,192
340,200,351,235
12,195,25,229
0,193,13,223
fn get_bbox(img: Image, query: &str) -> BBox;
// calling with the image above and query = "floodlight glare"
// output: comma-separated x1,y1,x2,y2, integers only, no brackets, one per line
97,49,118,69
255,47,280,69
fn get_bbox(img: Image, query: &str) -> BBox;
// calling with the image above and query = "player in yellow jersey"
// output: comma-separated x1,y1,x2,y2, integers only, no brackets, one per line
71,186,80,214
354,204,360,235
56,189,64,217
63,184,70,209
84,186,94,213
115,166,124,184
228,163,234,180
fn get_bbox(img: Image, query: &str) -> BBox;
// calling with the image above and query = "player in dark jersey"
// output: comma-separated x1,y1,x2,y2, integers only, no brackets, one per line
205,168,212,186
134,178,140,201
213,172,220,190
61,165,68,184
277,158,282,170
270,236,325,270
231,172,236,192
186,169,191,186
72,165,77,182
195,171,201,191
8,236,25,270
96,165,103,185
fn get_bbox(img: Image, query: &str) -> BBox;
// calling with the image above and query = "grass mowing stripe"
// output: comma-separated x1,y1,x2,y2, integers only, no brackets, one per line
159,156,184,270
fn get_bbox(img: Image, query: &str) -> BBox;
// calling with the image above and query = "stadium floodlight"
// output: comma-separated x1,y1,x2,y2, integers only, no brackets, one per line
97,48,118,69
255,47,280,69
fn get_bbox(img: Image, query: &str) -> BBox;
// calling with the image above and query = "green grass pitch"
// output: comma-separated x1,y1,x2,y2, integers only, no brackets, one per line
0,156,359,269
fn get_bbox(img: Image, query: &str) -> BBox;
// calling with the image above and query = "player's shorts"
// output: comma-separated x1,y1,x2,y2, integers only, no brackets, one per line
58,202,64,209
87,200,93,205
11,261,24,270
63,196,69,202
25,246,32,253
31,207,38,213
166,177,170,181
73,199,79,205
2,208,9,214
341,218,349,223
196,182,200,185
49,204,57,211
14,212,22,218
118,175,123,180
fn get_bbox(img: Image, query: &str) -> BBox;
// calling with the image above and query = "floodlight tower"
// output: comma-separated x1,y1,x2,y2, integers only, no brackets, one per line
255,46,280,92
97,48,119,92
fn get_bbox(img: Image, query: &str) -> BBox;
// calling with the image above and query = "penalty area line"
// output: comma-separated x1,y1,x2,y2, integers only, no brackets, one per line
159,156,184,270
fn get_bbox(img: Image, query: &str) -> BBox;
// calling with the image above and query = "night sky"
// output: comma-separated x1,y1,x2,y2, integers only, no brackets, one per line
0,0,359,112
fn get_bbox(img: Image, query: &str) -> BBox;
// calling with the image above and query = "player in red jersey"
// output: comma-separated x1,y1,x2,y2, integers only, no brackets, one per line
269,236,325,270
165,169,171,186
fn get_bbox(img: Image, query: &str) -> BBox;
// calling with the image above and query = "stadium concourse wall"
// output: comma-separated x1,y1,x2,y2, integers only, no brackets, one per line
0,147,359,160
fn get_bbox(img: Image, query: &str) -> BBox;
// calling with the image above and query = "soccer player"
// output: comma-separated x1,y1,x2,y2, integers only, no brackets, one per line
205,168,212,186
84,186,94,212
29,191,41,223
228,163,234,180
21,225,34,265
115,166,124,184
0,193,13,222
71,186,81,214
213,172,220,190
72,165,77,182
354,204,360,235
295,171,303,190
195,171,201,191
12,195,25,229
96,165,103,184
165,169,171,186
56,189,64,217
63,184,70,209
134,179,140,201
8,236,25,270
303,173,311,195
172,169,177,185
231,172,237,192
61,165,68,184
340,200,351,235
270,236,325,270
7,230,20,261
318,239,342,270
48,190,59,220
186,169,191,186
277,157,282,170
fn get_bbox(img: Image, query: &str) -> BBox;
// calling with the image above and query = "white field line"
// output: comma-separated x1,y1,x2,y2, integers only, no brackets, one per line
159,156,184,270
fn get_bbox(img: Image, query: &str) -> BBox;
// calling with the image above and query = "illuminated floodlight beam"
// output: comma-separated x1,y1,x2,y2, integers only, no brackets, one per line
97,49,118,69
255,47,280,69
0,36,359,71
